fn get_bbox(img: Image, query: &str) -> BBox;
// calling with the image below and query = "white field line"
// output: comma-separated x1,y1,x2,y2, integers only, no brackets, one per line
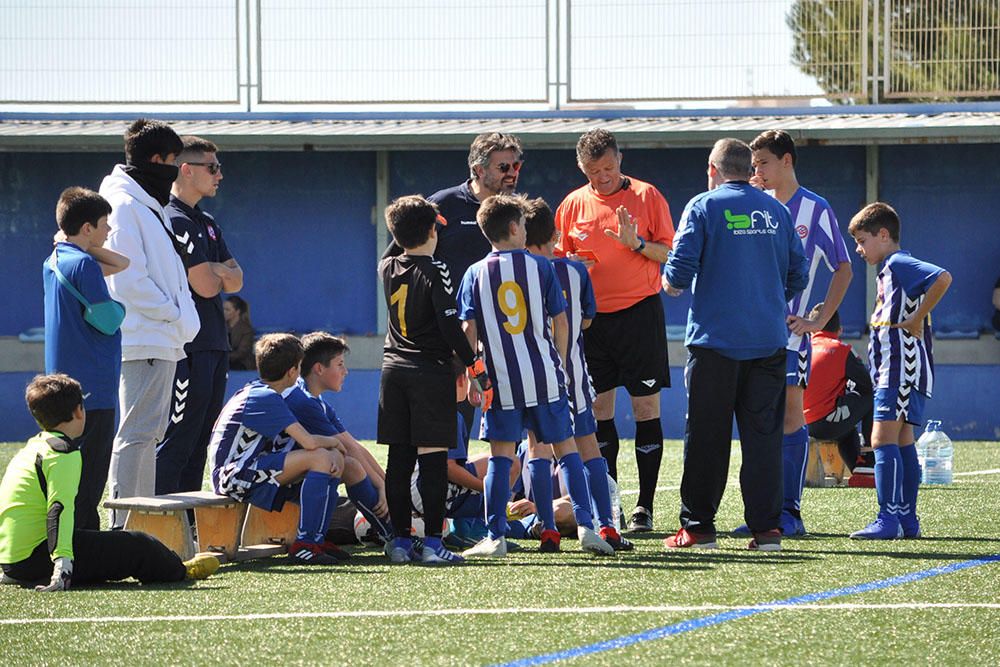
954,468,1000,477
4,603,1000,626
619,485,679,496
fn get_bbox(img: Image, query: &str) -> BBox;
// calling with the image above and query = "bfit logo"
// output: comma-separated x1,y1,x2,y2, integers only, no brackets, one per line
725,209,779,235
796,225,808,238
640,379,657,387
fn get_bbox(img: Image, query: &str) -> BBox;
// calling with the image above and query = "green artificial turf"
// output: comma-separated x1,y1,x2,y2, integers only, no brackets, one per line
1,439,998,666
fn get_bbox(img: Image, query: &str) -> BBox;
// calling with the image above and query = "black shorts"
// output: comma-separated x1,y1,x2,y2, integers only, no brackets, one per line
377,365,456,447
583,293,670,396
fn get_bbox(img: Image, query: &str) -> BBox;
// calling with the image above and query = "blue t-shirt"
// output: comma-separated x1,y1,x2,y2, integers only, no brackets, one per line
450,412,469,464
282,378,346,438
663,182,810,360
167,196,233,352
43,242,122,410
208,380,296,499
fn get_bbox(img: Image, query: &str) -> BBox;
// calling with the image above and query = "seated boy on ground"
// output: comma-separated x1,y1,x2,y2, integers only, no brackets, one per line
283,331,394,547
802,303,875,482
1,374,217,590
208,333,347,565
523,196,632,552
458,194,612,557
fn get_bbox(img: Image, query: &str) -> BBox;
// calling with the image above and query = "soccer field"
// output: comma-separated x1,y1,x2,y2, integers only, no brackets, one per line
1,439,999,666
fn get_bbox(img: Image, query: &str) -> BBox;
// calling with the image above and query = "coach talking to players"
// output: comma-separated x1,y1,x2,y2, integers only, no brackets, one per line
661,138,808,552
554,129,675,532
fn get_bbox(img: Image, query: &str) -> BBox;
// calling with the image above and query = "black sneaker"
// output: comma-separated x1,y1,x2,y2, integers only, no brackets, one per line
288,541,339,565
627,506,654,533
599,526,635,551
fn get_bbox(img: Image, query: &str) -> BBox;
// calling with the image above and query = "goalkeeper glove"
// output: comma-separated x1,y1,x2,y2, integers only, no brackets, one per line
468,356,494,411
36,557,72,592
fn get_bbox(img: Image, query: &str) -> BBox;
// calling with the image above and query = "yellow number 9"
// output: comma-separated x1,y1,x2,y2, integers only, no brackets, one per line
498,281,527,335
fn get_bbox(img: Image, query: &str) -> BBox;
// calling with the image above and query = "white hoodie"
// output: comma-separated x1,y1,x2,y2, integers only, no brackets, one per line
100,164,200,362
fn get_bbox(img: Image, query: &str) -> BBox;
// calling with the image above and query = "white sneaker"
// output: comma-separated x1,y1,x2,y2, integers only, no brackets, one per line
462,536,507,558
578,526,614,555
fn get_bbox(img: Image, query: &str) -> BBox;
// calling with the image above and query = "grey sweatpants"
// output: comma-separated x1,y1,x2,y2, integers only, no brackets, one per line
107,358,176,529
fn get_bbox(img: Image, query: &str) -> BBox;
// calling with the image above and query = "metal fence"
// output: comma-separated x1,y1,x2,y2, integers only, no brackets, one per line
0,0,996,108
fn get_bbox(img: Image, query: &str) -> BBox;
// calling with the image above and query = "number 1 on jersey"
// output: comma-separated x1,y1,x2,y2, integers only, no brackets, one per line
390,284,408,336
498,281,526,335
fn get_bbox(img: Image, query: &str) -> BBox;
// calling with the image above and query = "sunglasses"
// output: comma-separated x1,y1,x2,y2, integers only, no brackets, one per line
186,161,222,175
497,161,522,174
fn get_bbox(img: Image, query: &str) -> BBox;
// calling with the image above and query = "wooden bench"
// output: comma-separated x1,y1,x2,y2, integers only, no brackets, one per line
804,439,851,487
104,491,300,562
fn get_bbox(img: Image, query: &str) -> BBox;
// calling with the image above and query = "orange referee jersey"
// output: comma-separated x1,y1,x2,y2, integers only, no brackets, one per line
554,176,674,313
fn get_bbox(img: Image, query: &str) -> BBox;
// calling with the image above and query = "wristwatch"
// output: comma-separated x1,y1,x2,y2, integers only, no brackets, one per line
633,236,646,253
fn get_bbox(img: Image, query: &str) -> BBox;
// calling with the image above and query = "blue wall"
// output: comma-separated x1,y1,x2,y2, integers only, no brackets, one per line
0,365,996,443
5,143,991,338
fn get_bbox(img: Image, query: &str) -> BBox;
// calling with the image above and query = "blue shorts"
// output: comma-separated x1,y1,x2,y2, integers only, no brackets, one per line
874,386,926,425
484,396,573,444
786,347,811,388
244,450,292,511
572,406,598,438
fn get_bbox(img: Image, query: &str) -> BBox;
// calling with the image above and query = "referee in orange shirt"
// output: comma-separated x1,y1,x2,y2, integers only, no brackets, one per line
554,129,675,532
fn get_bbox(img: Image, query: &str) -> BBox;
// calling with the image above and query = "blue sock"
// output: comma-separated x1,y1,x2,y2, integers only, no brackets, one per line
298,470,331,543
484,456,513,540
874,444,904,518
782,426,809,515
320,476,341,541
506,515,536,539
347,478,394,541
423,535,442,551
584,457,614,529
899,444,920,521
527,458,556,531
558,452,595,530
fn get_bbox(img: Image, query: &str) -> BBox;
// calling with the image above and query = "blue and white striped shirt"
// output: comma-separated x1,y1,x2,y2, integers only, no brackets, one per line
459,250,567,410
553,257,597,414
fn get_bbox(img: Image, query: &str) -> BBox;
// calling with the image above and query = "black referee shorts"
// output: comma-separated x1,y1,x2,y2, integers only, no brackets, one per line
583,293,670,396
378,365,457,447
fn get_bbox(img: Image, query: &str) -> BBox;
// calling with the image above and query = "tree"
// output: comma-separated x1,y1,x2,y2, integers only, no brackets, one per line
788,0,1000,103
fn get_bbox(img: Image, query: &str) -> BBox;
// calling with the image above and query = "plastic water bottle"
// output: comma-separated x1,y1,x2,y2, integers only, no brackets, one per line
607,474,622,532
916,420,954,485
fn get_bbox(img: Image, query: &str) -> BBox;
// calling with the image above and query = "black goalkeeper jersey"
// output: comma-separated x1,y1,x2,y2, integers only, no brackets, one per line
379,253,476,370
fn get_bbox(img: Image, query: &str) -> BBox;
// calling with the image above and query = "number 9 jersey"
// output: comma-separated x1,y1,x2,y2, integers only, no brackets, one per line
458,249,568,410
378,254,475,370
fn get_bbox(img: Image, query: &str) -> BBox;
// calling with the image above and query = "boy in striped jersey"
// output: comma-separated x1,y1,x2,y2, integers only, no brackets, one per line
458,194,612,557
522,197,632,552
848,202,951,539
746,130,854,537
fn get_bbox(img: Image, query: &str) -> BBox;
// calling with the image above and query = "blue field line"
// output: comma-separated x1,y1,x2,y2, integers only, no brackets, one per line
494,553,1000,667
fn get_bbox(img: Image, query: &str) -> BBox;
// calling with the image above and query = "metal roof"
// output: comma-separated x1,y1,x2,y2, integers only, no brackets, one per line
2,106,999,150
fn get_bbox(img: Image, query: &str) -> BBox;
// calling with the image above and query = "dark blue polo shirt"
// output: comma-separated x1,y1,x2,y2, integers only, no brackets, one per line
429,181,490,285
167,196,232,352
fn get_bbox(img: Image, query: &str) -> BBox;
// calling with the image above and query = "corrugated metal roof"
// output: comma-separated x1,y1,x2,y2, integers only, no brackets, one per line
2,109,999,150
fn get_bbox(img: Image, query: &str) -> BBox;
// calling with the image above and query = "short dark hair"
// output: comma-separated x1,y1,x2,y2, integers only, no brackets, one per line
523,197,556,248
468,132,523,180
477,194,525,244
385,195,439,249
124,118,183,165
709,138,753,180
750,130,797,166
26,374,82,431
55,187,111,236
178,135,219,163
809,302,841,334
255,333,303,382
300,332,350,377
848,202,901,242
576,129,619,165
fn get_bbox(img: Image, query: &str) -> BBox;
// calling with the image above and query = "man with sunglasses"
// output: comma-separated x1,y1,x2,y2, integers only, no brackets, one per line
554,128,675,533
155,136,244,497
